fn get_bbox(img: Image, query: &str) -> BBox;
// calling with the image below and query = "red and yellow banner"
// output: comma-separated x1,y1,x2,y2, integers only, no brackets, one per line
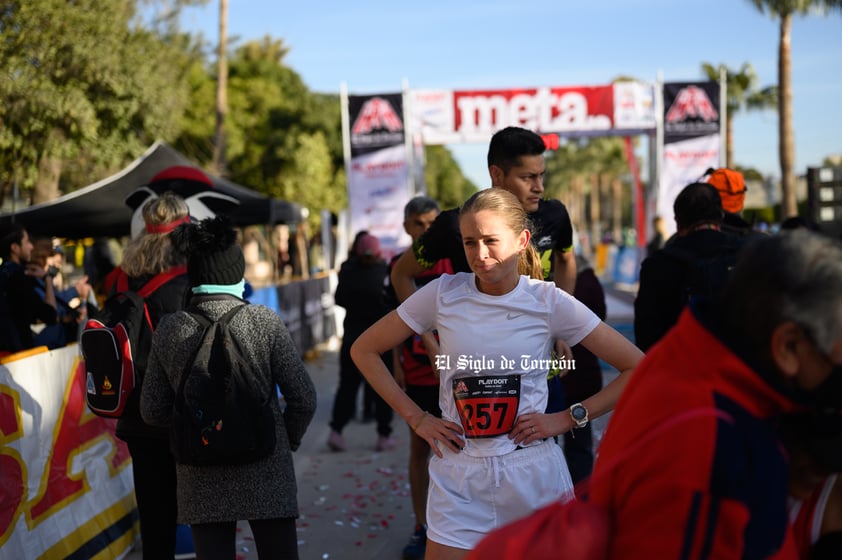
0,346,136,559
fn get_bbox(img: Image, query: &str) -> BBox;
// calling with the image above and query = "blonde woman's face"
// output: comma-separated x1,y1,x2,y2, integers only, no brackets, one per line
460,209,528,295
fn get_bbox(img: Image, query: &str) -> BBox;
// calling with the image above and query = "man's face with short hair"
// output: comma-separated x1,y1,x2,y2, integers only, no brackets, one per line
490,154,545,214
11,230,32,263
404,210,439,242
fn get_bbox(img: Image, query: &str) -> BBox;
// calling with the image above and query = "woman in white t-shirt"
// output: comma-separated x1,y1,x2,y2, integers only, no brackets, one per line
351,188,643,559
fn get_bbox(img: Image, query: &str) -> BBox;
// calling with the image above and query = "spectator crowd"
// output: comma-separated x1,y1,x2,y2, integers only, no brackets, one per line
2,129,842,560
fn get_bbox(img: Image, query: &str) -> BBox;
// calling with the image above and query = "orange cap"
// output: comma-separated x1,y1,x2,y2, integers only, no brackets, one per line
706,168,746,213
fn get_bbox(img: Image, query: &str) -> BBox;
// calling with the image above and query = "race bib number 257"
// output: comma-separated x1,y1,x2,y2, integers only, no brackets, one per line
452,374,520,438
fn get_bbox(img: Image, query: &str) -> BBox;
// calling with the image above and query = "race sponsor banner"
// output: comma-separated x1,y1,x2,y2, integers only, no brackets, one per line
347,145,412,256
346,93,411,256
657,135,722,235
0,346,137,559
348,93,406,157
613,81,657,133
663,81,721,142
407,83,656,145
658,81,721,236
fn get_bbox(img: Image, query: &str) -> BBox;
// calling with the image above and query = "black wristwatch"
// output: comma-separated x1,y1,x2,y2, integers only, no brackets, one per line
570,403,589,429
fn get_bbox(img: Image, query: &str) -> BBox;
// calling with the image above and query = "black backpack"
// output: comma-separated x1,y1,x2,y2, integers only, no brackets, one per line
81,266,185,417
170,304,277,466
661,235,743,305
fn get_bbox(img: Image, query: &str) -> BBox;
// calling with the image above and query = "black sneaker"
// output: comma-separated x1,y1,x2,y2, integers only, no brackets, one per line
402,524,426,560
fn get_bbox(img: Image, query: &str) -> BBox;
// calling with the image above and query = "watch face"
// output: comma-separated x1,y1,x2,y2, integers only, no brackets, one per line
571,405,587,421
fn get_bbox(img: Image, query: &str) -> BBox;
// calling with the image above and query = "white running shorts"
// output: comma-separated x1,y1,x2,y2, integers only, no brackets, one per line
426,440,573,550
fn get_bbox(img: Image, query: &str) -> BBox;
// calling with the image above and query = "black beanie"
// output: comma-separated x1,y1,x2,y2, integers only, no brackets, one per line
172,215,245,286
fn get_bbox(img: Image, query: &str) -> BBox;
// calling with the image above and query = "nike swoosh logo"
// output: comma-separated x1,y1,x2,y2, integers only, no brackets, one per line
506,312,522,320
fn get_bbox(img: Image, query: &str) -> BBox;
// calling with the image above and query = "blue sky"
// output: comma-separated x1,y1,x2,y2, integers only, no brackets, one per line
181,0,842,188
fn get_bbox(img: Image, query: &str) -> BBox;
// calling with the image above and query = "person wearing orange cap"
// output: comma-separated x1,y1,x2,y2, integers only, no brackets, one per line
705,167,758,238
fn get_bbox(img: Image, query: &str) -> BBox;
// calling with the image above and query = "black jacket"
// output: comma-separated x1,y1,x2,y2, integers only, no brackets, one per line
334,257,390,345
113,270,191,441
0,262,57,353
634,228,743,352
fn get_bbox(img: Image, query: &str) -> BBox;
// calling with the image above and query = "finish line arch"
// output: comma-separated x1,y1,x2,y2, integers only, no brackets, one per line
342,80,722,257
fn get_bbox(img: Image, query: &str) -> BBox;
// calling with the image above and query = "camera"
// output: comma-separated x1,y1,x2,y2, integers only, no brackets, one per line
46,265,60,278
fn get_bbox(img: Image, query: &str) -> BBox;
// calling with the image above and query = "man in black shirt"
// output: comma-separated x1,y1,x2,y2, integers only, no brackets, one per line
391,126,576,301
0,224,58,353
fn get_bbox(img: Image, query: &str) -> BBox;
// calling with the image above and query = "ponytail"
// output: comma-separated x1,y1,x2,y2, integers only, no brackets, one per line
518,244,543,280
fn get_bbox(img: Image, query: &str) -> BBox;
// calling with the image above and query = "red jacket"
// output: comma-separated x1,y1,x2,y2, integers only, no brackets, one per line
591,307,799,559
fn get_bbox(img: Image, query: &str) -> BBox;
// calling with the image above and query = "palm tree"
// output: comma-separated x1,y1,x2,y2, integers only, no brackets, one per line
747,0,842,218
701,62,777,169
544,137,631,250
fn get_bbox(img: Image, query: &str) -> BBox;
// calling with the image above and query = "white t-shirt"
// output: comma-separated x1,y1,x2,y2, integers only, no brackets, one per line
397,272,601,457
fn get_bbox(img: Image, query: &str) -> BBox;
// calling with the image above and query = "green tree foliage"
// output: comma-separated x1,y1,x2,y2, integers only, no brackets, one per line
270,131,346,231
0,3,475,239
0,0,206,204
422,145,477,209
202,36,347,229
747,0,842,217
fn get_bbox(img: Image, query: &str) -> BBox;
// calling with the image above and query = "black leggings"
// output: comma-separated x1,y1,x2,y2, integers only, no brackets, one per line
126,437,178,560
190,517,298,560
329,344,393,436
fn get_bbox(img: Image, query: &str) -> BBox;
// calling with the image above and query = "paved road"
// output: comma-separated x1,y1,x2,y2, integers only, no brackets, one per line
125,284,636,560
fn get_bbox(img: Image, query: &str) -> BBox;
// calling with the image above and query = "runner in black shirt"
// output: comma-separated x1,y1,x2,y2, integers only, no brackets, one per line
413,198,573,283
392,126,576,302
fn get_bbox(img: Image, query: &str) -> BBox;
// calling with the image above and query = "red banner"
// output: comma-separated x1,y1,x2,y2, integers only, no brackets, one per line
453,86,613,134
408,83,656,145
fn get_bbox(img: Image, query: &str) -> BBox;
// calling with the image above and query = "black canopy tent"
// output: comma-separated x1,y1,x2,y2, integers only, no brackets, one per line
0,142,303,239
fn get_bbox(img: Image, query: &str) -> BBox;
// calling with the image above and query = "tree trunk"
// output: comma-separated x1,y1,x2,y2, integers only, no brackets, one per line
589,173,600,247
779,12,797,218
212,0,229,175
612,177,623,244
570,175,585,254
34,154,61,204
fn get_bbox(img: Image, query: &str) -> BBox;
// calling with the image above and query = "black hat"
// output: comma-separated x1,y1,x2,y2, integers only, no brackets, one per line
172,215,244,286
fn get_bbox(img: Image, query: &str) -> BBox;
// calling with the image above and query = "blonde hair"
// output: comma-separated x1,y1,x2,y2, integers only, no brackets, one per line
459,188,542,280
120,192,189,277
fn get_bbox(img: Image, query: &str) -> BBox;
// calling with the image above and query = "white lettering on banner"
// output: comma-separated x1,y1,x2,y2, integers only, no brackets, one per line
408,84,657,145
454,87,612,135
